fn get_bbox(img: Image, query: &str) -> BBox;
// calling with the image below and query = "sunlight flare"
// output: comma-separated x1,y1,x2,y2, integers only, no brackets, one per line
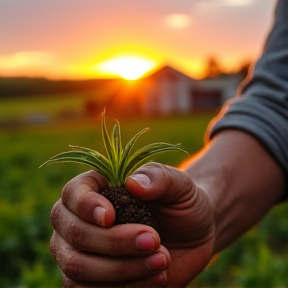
96,57,156,80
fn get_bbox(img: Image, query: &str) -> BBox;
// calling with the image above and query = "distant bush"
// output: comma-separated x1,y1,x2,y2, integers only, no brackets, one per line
0,77,113,98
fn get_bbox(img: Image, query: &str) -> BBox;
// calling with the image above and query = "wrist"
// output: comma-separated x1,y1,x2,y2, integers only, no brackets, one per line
182,129,285,254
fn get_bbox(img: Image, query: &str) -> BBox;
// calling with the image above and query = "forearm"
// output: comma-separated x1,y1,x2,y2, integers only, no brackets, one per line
182,130,285,254
207,0,288,178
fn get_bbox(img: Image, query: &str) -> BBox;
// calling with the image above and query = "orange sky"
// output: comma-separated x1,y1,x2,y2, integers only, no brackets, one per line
0,0,275,80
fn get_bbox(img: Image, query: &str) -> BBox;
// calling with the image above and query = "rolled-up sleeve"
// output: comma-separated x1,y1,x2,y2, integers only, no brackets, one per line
207,0,288,177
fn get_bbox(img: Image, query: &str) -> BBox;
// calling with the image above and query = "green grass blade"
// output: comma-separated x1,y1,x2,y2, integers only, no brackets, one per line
69,145,110,165
69,145,98,155
40,151,112,181
123,143,187,181
118,127,149,183
101,110,117,174
111,121,122,163
50,151,109,170
44,158,111,181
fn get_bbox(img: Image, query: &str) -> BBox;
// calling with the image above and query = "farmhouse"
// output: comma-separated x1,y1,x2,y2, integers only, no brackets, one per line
100,65,246,118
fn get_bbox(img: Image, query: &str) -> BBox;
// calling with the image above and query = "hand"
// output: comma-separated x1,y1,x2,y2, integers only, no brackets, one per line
126,162,216,287
49,164,215,287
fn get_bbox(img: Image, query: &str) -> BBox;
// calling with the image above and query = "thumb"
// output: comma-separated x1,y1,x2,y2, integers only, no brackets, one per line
126,162,195,204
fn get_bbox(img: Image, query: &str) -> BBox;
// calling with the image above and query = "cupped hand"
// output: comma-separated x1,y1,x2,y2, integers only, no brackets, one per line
50,163,215,287
126,162,215,287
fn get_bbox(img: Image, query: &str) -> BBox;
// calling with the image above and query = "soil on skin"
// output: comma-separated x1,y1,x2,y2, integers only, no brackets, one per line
100,186,157,230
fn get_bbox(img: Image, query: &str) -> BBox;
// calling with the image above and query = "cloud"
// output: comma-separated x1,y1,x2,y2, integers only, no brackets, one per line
164,14,191,28
195,0,256,12
218,0,255,6
0,51,56,70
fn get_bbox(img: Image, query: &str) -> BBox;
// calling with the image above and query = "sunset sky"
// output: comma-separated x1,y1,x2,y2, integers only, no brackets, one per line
0,0,276,80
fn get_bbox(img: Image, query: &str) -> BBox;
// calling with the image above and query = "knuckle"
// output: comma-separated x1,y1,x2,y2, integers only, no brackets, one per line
159,164,174,180
147,162,174,184
146,162,193,194
145,161,164,171
50,201,61,229
61,181,73,205
109,239,122,255
49,232,65,268
49,233,58,259
107,232,122,255
66,219,85,249
61,274,77,288
85,169,108,187
115,262,130,282
64,252,86,281
145,162,171,178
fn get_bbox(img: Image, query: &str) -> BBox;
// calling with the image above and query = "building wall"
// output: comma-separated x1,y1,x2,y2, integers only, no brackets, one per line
101,67,245,118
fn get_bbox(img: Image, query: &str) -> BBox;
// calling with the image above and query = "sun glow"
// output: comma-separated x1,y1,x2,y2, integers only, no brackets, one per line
97,57,156,80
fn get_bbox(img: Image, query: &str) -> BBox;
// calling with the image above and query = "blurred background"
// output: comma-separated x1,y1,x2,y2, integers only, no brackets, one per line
2,0,288,287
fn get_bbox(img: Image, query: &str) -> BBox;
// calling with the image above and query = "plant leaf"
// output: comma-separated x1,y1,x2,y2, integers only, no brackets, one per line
69,145,110,166
40,109,188,188
123,143,187,181
111,121,122,164
118,127,149,183
40,151,112,181
101,110,117,174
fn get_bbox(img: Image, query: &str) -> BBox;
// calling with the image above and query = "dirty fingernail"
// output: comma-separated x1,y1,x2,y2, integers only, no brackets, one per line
129,174,151,188
93,207,106,226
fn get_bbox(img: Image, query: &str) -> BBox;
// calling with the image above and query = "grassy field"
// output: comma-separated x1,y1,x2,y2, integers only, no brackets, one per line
1,98,288,287
0,109,213,287
0,92,93,121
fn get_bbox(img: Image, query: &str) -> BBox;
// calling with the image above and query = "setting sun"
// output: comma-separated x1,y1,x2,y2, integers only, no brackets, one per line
97,57,156,80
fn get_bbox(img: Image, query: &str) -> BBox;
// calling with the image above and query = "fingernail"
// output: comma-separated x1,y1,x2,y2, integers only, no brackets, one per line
93,207,106,226
147,272,166,287
146,253,167,271
136,232,155,251
129,174,151,188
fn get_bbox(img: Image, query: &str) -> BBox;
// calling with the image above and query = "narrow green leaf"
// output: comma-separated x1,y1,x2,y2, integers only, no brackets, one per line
50,151,109,170
69,145,110,165
118,127,149,182
68,145,98,155
40,151,112,181
40,108,187,188
111,121,122,163
101,110,117,172
123,143,187,181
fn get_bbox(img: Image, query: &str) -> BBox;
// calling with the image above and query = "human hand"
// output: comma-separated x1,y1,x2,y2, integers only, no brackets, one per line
50,163,215,287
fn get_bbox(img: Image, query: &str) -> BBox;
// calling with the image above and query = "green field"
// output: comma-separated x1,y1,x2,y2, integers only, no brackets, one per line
0,93,92,121
1,100,288,287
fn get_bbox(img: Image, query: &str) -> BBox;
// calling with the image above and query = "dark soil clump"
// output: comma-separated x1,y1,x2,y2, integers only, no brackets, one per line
100,186,157,230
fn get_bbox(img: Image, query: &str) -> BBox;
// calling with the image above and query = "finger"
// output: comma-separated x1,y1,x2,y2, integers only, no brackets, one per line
50,232,170,284
127,163,214,247
62,272,168,288
50,200,161,256
61,170,115,227
126,162,194,204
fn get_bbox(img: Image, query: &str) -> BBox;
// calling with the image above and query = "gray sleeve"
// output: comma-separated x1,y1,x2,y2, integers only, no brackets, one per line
207,0,288,177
